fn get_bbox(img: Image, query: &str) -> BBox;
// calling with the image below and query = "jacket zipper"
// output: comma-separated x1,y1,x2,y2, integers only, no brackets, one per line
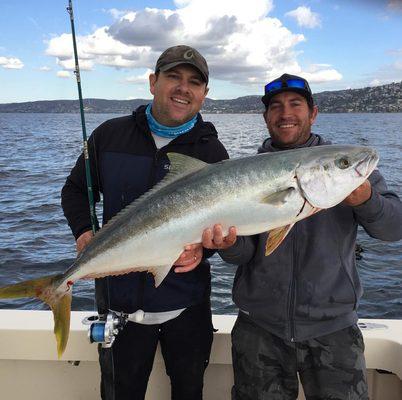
149,149,160,188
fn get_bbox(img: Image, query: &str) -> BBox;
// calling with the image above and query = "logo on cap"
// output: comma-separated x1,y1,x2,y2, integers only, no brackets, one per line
184,50,194,60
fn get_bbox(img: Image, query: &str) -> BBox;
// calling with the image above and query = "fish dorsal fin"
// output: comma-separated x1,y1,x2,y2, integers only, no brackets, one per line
130,152,207,204
265,224,294,256
84,153,208,241
124,153,207,205
166,152,208,176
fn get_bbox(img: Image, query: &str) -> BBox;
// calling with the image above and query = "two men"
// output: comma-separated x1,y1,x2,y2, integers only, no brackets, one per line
203,73,402,399
63,48,402,400
61,45,228,400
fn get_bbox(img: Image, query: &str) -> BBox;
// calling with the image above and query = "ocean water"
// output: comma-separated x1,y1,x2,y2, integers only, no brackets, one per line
0,112,401,318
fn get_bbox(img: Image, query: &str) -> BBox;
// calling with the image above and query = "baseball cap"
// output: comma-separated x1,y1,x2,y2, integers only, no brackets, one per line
155,45,209,84
261,73,314,108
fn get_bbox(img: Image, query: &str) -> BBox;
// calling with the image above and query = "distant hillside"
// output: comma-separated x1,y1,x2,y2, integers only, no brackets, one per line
314,81,402,113
0,98,149,114
0,81,401,113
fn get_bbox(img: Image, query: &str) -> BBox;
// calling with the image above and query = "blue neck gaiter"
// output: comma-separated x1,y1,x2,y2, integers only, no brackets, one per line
145,103,198,139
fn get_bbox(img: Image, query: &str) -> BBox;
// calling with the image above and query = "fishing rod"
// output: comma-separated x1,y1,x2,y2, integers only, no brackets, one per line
66,0,97,235
67,0,124,348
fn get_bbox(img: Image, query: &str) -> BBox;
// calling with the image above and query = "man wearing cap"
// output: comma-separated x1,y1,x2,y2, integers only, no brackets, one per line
61,45,228,400
198,74,402,399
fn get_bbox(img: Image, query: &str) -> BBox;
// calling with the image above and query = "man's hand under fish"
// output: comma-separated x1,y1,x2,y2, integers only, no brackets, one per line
342,179,372,206
173,244,204,273
202,225,237,250
175,225,237,273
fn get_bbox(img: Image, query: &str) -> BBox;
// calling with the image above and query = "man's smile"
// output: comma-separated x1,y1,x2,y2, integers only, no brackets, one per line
171,97,190,105
278,123,297,128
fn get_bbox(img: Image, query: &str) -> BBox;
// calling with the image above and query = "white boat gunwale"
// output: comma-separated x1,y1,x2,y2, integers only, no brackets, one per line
0,310,401,399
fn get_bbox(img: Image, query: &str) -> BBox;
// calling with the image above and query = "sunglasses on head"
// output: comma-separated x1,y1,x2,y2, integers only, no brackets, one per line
264,78,310,94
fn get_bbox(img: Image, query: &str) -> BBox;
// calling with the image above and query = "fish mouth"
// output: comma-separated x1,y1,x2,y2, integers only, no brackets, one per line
355,152,379,178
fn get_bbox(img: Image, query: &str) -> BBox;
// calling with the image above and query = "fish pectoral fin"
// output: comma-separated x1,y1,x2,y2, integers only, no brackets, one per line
265,224,294,256
260,187,296,206
150,265,173,288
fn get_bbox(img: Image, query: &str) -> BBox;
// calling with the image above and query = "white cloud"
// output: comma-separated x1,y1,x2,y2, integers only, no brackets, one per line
39,66,51,71
368,77,400,87
45,0,340,88
267,63,342,85
364,60,402,87
177,0,274,31
285,6,322,29
107,8,129,20
107,8,183,48
303,68,343,83
394,60,402,70
0,56,24,69
126,91,146,100
57,70,71,78
370,79,381,86
56,58,93,71
46,29,153,71
125,69,153,84
174,0,192,7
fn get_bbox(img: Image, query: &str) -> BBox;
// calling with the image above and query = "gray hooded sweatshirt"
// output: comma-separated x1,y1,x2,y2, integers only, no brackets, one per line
219,134,402,341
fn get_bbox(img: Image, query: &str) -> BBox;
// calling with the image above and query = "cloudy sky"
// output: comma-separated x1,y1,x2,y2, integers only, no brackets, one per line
1,0,402,102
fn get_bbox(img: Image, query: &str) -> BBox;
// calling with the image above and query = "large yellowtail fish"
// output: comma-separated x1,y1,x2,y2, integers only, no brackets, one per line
0,145,378,357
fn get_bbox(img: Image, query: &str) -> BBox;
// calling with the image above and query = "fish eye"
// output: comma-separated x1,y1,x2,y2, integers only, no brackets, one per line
336,157,350,169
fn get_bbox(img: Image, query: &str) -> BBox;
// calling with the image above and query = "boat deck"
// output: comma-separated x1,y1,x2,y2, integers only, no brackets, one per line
0,310,401,399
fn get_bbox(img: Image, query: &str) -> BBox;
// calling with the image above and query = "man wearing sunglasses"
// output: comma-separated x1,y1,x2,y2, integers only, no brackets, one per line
197,73,402,399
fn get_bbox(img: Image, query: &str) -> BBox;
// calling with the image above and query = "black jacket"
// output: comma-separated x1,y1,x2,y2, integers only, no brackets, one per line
61,105,229,313
220,134,402,341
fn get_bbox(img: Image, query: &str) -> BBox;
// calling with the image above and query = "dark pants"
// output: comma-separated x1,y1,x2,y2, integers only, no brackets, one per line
232,313,368,400
99,302,214,400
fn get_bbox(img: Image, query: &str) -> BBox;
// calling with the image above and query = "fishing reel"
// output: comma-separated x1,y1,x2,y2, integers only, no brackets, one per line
82,312,128,348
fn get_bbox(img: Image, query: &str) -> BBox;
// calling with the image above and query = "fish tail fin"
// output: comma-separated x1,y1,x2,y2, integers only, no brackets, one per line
0,274,61,299
0,274,72,358
51,290,72,358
